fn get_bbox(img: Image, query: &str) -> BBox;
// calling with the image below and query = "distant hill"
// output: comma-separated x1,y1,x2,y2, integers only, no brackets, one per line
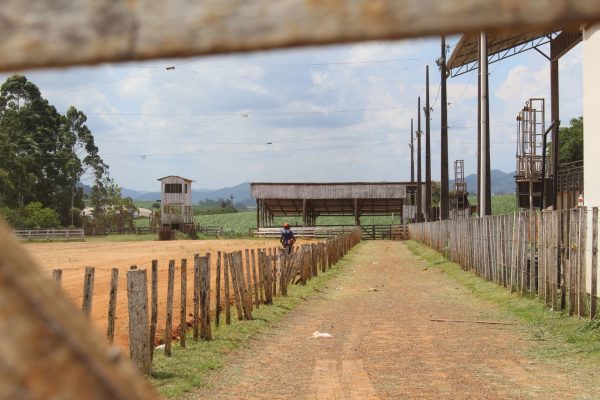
78,182,255,207
131,182,254,207
451,170,515,195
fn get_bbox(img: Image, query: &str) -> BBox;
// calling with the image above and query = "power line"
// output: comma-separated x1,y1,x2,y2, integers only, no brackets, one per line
86,106,409,118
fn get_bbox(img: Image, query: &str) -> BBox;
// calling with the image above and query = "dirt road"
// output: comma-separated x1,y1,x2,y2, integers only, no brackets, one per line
194,241,597,399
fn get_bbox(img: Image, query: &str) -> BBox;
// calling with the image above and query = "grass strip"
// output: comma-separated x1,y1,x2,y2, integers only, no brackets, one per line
149,245,359,398
405,240,600,365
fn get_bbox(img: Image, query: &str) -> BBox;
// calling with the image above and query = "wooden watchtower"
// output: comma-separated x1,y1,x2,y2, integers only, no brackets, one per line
158,175,194,230
515,98,552,209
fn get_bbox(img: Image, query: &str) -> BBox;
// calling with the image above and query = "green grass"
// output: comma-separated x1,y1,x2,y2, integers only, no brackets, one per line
84,233,158,242
405,240,600,364
149,249,357,398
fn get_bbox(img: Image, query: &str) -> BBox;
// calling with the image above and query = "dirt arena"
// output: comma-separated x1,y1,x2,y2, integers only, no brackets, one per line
24,238,312,349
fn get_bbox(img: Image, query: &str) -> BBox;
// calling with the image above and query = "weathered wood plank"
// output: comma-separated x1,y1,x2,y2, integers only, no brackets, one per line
199,255,212,340
52,268,62,287
149,260,158,360
215,251,222,326
2,0,600,72
591,208,598,319
224,252,231,325
193,254,200,340
228,252,244,321
164,259,175,356
251,249,260,309
106,268,119,343
82,267,95,317
180,258,187,348
0,222,160,399
127,269,151,375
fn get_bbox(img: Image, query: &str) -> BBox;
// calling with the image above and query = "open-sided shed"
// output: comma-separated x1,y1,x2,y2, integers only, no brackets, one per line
251,182,425,227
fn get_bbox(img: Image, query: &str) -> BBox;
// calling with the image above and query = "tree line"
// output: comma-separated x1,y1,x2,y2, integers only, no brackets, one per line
0,75,133,229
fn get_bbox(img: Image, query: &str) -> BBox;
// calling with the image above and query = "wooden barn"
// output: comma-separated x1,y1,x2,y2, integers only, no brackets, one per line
158,175,194,229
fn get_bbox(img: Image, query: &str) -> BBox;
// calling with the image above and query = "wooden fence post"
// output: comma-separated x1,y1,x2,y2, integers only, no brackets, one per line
264,254,273,305
106,268,119,343
164,259,175,356
180,258,187,348
52,268,62,287
257,249,265,304
577,208,587,317
149,260,158,360
224,252,231,325
215,251,222,326
233,251,253,320
228,252,244,320
591,207,598,319
193,254,200,340
279,252,287,296
244,249,253,307
127,269,151,375
251,249,260,308
200,255,212,340
81,266,95,317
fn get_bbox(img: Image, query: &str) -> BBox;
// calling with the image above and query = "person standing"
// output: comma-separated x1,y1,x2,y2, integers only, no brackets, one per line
280,223,295,254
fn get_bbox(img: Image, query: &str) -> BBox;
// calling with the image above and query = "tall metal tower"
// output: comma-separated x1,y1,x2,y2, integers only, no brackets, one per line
515,98,550,210
450,160,469,219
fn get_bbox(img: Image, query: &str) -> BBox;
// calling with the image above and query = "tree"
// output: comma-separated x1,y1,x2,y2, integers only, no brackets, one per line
0,74,109,226
558,117,583,164
85,177,137,231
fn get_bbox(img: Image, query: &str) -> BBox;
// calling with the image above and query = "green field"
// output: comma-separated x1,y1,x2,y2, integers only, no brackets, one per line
468,194,516,215
194,212,401,235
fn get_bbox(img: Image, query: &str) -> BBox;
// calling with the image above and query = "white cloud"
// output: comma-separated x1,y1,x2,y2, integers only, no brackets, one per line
2,38,584,190
495,64,549,105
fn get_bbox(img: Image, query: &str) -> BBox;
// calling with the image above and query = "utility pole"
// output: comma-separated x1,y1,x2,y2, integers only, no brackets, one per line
425,65,432,221
478,31,491,216
440,36,449,220
410,118,414,183
416,97,423,223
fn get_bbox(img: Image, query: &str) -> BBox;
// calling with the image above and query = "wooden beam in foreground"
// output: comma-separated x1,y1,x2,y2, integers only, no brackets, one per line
1,0,599,71
0,221,160,400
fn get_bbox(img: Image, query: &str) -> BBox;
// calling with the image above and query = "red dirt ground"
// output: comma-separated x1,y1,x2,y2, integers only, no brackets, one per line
24,238,315,349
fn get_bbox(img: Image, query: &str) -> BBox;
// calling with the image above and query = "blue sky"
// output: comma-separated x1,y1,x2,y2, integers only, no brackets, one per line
0,36,583,191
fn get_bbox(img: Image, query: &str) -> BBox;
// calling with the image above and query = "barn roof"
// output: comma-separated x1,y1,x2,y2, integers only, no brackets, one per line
156,175,195,182
251,182,411,199
251,182,423,217
447,29,558,70
447,27,583,77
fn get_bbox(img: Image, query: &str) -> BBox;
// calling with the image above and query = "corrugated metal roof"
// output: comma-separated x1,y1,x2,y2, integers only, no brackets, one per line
251,182,413,200
447,29,557,69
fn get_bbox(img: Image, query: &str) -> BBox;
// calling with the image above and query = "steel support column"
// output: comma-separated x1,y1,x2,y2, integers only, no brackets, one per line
416,97,423,222
478,32,491,216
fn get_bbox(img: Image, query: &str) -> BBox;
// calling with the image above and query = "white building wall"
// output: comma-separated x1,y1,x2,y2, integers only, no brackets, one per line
583,25,600,293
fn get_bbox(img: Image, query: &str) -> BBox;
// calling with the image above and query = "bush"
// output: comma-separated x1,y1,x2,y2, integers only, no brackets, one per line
0,206,25,228
23,202,61,229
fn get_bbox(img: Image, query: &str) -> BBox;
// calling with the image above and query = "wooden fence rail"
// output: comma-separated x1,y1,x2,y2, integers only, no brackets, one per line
409,207,599,319
50,228,362,374
14,228,84,241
